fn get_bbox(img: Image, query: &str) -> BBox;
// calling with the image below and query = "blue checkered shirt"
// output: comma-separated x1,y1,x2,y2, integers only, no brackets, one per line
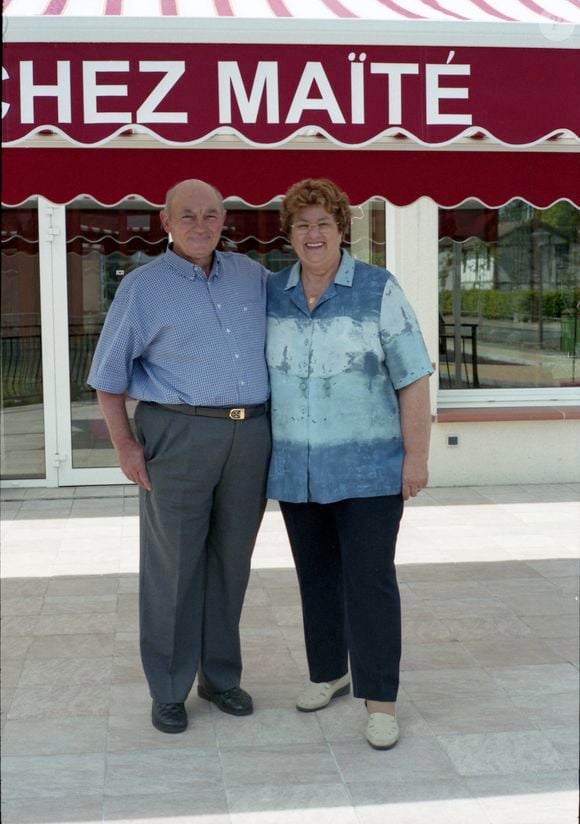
88,247,269,406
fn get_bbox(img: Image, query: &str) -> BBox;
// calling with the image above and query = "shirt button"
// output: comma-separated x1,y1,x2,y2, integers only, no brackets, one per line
240,381,245,385
235,353,239,359
226,328,231,334
300,382,307,390
243,307,248,311
217,303,221,309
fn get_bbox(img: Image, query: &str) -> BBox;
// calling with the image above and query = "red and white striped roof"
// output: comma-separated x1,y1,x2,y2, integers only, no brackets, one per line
4,0,578,207
3,0,580,23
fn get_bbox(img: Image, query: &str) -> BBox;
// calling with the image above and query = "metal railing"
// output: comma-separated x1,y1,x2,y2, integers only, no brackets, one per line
1,325,103,406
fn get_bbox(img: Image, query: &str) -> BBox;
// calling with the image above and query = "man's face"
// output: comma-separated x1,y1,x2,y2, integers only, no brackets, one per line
160,182,225,268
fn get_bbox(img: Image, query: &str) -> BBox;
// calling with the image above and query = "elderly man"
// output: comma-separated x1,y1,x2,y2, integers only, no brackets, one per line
88,179,271,733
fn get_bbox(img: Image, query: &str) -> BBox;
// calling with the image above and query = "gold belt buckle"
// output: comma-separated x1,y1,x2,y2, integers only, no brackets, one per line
229,408,245,420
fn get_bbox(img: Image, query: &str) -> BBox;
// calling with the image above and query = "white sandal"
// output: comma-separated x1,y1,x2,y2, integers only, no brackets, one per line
296,673,351,712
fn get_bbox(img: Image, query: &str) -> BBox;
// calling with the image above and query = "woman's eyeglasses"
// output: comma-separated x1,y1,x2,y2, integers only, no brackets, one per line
290,220,337,234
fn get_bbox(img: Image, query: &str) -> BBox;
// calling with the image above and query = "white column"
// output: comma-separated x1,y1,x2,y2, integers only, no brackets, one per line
38,198,67,486
385,197,439,414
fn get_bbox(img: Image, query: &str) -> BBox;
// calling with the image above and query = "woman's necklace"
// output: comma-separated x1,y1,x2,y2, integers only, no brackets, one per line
302,273,334,308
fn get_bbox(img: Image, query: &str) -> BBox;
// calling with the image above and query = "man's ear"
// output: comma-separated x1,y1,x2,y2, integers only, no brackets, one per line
160,210,170,232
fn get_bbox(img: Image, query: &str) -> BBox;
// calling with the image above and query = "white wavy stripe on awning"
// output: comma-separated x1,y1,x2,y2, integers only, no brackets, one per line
5,193,579,210
3,0,580,22
8,124,577,150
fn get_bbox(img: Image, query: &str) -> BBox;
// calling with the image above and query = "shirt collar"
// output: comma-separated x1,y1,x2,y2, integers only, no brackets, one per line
284,248,355,291
166,245,221,280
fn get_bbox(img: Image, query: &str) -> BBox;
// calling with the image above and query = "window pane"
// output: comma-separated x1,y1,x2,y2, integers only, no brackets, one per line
223,200,295,271
439,201,579,389
66,198,164,469
1,203,46,479
349,200,386,268
68,196,386,470
223,197,384,268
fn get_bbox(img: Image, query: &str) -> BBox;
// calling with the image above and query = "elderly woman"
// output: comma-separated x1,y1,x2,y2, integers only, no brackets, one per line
267,178,433,749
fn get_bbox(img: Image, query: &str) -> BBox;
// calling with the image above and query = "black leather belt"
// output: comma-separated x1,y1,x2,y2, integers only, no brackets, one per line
151,402,268,421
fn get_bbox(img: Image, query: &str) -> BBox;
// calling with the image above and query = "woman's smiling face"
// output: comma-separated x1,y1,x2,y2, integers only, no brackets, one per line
290,205,343,274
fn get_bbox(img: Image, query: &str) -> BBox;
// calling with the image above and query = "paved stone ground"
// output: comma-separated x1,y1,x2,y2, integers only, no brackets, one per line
1,483,578,824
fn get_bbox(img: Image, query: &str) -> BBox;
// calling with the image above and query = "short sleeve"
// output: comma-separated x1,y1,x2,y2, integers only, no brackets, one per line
379,275,434,390
86,282,145,393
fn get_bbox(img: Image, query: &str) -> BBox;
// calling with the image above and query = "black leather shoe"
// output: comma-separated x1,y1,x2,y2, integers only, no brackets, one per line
151,701,187,733
197,685,253,716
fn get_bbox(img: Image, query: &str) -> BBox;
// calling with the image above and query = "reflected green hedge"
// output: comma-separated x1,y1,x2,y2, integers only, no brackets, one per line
440,288,580,321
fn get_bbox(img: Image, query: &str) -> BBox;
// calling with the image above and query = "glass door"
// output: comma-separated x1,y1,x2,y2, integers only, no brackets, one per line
55,197,166,484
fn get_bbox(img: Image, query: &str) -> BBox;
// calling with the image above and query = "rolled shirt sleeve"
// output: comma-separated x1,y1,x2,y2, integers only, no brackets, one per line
379,275,434,390
87,284,144,395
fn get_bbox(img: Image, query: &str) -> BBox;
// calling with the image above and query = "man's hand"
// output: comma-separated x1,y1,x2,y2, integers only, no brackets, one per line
96,390,152,492
116,440,152,491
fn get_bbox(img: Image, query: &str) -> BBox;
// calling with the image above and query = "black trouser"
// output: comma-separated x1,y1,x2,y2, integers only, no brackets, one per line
280,494,404,702
134,401,271,703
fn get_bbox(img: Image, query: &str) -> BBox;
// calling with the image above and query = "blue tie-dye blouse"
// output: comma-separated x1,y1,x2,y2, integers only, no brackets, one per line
266,250,433,504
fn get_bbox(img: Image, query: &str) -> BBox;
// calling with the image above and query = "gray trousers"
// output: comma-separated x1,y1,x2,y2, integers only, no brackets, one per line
134,401,271,703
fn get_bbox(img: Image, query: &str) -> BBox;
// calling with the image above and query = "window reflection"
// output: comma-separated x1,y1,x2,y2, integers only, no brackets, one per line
222,204,296,271
69,197,387,470
439,201,579,389
349,201,386,268
223,198,386,269
1,203,46,479
66,199,165,468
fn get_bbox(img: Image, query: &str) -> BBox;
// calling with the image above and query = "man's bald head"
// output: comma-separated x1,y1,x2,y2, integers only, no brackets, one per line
164,180,225,219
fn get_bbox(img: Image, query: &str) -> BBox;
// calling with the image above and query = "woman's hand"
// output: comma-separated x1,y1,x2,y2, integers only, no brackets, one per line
398,376,431,501
401,453,428,500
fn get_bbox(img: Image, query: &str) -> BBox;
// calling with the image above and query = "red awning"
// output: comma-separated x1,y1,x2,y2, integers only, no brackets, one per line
3,146,577,207
3,2,578,207
3,42,578,148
